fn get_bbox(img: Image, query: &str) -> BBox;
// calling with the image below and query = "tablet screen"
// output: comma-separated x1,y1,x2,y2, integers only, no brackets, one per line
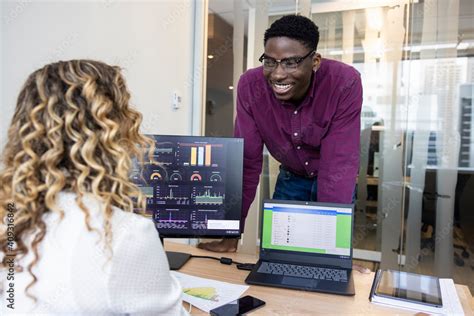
375,270,442,307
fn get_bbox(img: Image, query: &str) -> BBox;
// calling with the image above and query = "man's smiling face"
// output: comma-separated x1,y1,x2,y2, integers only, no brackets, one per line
263,36,320,104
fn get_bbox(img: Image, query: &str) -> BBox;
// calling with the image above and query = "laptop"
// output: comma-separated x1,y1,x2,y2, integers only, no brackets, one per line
245,199,355,296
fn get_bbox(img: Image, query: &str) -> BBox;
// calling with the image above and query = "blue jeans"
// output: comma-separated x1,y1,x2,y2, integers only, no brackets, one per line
272,166,356,203
273,167,318,201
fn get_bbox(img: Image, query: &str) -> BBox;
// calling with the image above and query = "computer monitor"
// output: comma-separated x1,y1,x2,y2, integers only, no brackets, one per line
130,135,244,268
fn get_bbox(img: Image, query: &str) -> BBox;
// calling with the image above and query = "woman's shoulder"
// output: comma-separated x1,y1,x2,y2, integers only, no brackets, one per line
55,191,156,234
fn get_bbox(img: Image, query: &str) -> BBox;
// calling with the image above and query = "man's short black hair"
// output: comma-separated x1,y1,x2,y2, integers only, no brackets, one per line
264,15,319,51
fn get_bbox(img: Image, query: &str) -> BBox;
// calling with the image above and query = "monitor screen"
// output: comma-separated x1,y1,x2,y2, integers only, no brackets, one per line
131,135,243,238
261,201,353,259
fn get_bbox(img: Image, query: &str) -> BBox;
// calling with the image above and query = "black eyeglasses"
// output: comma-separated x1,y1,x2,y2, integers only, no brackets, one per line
259,50,315,72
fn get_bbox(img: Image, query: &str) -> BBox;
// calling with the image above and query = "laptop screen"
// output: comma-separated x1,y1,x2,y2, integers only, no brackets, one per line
262,201,353,258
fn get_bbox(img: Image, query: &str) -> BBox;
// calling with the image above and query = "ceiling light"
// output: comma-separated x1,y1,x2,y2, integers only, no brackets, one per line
208,55,214,59
228,86,234,90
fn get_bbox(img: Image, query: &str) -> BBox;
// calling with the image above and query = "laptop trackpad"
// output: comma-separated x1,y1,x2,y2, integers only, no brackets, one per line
282,277,318,289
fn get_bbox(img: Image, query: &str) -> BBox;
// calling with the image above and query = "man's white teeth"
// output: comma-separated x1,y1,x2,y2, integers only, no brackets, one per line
275,83,290,89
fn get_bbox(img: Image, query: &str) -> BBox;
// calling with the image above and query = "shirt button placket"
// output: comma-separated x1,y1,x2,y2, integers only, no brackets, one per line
291,108,303,171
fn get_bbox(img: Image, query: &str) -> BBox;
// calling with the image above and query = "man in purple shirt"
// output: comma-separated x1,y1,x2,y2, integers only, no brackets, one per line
199,15,362,252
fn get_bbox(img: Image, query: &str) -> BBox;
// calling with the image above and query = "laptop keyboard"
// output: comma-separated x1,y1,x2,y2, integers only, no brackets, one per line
257,262,348,282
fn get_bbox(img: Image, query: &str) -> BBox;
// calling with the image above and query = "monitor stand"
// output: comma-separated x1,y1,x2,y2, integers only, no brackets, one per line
160,236,191,270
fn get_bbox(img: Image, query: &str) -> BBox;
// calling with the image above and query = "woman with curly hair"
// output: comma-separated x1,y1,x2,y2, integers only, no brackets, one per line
0,60,187,314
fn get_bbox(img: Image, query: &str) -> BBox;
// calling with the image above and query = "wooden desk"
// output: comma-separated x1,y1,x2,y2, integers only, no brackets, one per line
165,242,474,315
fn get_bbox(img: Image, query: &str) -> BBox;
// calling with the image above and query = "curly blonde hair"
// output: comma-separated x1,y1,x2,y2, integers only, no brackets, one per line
0,60,154,299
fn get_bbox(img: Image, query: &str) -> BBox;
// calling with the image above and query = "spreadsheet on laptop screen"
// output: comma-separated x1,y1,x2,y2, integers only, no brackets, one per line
262,202,352,258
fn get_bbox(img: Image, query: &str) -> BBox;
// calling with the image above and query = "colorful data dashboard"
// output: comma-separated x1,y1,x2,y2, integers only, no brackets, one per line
131,135,243,238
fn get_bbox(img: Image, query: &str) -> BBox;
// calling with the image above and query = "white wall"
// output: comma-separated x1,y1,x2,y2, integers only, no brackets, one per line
1,0,200,150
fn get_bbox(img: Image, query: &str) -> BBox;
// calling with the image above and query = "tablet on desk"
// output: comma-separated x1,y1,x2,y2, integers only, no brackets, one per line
371,269,443,308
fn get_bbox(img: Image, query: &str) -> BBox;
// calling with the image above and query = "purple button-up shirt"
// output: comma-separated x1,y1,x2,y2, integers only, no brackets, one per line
234,58,363,221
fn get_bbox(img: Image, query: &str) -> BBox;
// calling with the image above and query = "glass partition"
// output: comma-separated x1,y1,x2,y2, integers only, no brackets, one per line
204,0,474,292
308,0,474,291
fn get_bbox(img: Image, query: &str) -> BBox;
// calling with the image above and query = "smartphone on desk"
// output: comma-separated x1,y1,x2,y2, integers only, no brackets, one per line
209,295,265,316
